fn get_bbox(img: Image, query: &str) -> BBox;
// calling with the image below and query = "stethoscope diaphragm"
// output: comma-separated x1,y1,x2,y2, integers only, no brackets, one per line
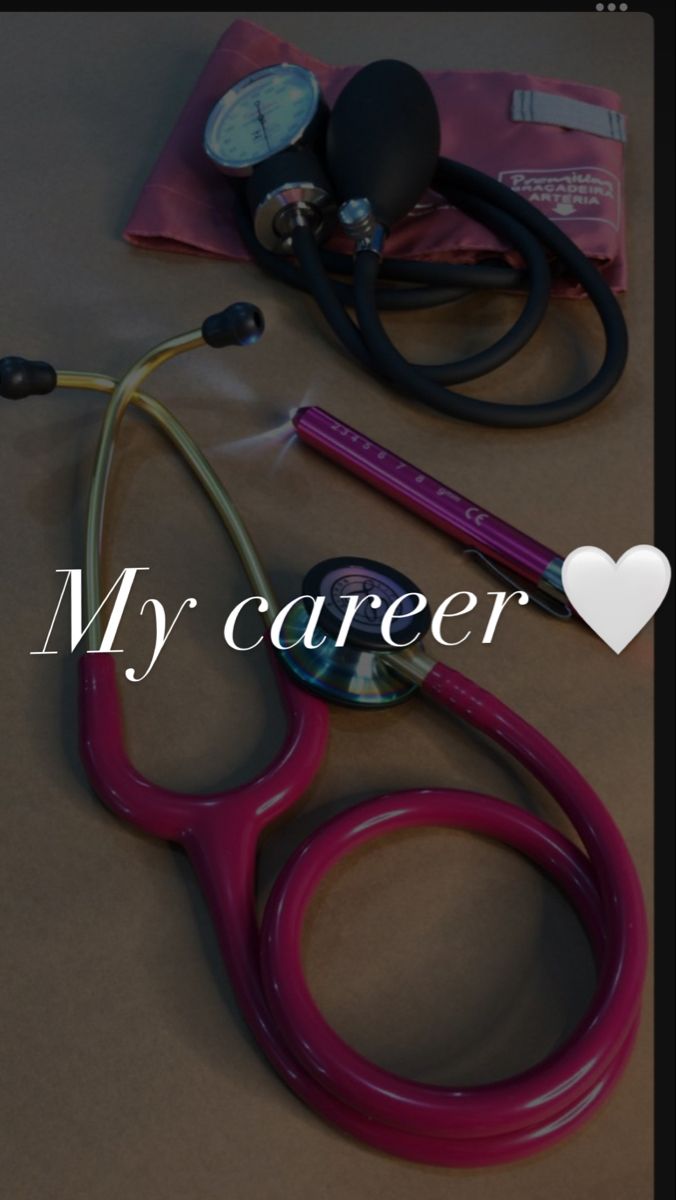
278,556,430,707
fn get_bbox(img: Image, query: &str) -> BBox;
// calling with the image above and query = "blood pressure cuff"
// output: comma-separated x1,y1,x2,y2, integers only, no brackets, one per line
124,18,627,297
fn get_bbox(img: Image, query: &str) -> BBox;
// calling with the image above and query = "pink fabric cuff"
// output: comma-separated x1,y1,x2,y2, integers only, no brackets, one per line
123,19,627,298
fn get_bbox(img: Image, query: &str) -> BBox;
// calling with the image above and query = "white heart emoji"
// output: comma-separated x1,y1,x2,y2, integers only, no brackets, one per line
562,545,671,654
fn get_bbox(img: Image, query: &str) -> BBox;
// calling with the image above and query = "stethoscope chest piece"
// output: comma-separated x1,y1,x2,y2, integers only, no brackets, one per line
6,317,644,1167
279,556,429,708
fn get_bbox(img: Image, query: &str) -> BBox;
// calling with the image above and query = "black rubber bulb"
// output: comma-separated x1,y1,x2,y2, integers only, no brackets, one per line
325,60,441,230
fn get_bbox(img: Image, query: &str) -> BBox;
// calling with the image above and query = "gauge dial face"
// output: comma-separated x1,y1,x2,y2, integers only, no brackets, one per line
204,63,321,174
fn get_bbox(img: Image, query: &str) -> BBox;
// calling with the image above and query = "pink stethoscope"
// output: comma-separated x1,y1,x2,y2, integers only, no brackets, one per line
4,306,647,1167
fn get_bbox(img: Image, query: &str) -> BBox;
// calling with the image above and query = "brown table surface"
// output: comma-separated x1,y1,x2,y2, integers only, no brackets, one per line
0,12,653,1200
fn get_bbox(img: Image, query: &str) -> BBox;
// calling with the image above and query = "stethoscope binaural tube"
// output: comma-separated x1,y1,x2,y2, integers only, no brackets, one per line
4,319,646,1167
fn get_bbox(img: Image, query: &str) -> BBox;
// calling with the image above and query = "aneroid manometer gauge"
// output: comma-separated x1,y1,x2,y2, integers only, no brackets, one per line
204,63,324,175
204,63,335,253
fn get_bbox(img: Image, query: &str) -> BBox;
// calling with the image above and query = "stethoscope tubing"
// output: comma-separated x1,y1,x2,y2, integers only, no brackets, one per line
53,330,644,1168
264,664,645,1163
79,647,646,1167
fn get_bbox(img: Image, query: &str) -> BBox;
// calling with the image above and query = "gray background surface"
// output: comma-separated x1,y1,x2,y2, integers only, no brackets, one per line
1,12,653,1200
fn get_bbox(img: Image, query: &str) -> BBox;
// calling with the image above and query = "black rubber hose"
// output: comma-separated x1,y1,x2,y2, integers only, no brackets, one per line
319,248,525,292
355,243,625,426
235,155,628,427
399,189,553,384
234,198,518,310
291,213,551,389
291,224,370,367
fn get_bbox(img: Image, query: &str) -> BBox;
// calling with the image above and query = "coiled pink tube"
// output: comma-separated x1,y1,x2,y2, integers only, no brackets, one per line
80,652,646,1167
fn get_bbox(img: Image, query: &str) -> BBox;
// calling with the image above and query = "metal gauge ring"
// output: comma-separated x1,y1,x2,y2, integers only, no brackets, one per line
277,556,430,709
204,63,323,177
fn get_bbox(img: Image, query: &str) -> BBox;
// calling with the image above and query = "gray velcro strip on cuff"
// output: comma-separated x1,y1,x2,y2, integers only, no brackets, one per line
511,89,626,142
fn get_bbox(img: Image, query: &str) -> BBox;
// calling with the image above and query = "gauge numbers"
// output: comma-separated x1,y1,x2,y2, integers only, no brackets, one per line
204,63,320,174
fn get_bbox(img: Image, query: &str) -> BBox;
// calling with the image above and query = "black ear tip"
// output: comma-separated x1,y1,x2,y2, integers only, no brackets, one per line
0,356,57,399
229,302,265,345
202,302,265,348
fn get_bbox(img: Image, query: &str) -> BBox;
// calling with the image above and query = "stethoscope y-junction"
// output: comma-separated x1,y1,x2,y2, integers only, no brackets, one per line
2,308,646,1167
205,60,629,428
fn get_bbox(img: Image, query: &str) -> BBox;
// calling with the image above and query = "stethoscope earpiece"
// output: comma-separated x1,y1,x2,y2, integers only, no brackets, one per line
201,301,265,348
0,355,57,400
